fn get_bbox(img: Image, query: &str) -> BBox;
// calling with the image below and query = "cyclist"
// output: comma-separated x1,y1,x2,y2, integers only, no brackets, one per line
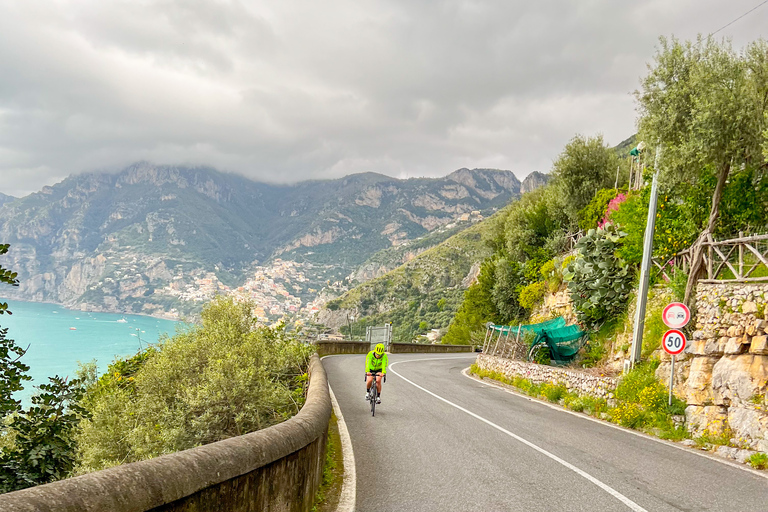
365,343,388,404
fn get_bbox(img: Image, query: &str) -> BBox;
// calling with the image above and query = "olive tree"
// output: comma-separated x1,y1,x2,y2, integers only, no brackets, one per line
636,36,768,303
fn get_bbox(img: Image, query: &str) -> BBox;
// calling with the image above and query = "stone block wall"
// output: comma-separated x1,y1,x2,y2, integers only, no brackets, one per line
389,343,474,353
476,354,617,398
683,283,768,452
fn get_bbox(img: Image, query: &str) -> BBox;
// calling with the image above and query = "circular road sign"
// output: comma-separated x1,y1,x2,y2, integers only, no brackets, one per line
662,302,691,329
662,329,687,356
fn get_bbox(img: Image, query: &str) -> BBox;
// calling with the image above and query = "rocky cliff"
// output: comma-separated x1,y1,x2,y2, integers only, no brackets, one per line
520,171,550,194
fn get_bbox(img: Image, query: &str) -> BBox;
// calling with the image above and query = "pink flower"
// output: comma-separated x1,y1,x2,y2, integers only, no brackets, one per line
599,193,628,228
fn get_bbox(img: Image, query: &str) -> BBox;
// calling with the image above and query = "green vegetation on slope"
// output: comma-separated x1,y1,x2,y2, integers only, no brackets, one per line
443,35,768,364
327,218,497,342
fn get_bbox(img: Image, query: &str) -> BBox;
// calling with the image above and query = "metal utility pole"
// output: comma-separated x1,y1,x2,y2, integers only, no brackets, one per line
630,147,662,367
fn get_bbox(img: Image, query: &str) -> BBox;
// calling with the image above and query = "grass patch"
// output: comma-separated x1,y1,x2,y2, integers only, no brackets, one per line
694,427,734,448
748,452,768,470
471,360,690,444
312,412,344,512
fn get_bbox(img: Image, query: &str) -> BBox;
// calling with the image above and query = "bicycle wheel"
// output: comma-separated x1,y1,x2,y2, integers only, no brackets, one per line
527,342,551,364
370,385,376,416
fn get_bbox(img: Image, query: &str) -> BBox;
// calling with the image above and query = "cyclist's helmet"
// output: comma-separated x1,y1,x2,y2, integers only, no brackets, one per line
374,343,385,355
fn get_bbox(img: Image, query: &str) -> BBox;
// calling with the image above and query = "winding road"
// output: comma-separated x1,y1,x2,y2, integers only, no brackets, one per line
323,353,768,512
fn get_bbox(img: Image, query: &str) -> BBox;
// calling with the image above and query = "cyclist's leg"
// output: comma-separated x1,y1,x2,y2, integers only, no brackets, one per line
376,374,382,394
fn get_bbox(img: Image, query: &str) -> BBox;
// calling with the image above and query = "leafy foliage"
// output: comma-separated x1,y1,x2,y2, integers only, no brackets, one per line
552,135,621,221
0,328,31,421
578,189,619,231
518,281,547,311
0,244,19,316
441,261,498,345
0,377,87,492
565,227,632,326
76,297,313,472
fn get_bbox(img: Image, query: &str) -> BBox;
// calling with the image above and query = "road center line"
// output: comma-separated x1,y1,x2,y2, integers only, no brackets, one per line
390,359,648,512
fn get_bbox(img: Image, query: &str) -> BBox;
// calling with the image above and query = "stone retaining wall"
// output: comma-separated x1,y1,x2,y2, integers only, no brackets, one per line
0,355,332,512
389,343,474,353
315,341,474,356
476,354,617,398
682,283,768,452
314,340,370,356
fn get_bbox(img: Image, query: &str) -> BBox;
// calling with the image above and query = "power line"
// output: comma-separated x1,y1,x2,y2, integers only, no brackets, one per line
710,0,768,36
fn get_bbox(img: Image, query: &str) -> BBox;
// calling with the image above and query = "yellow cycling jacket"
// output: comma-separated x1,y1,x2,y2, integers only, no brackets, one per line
365,350,388,374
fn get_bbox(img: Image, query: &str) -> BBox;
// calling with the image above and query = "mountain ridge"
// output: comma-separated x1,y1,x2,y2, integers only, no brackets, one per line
0,163,542,318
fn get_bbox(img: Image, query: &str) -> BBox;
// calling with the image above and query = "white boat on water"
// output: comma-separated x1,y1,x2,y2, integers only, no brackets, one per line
117,318,128,323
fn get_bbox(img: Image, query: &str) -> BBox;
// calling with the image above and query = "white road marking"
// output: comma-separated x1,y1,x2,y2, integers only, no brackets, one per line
461,366,768,481
390,358,649,512
329,385,356,512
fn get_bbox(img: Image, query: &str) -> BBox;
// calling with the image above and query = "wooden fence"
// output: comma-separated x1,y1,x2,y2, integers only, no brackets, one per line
652,233,768,283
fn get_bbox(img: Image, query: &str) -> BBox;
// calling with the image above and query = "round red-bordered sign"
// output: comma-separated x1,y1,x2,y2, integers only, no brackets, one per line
662,302,690,329
662,329,686,356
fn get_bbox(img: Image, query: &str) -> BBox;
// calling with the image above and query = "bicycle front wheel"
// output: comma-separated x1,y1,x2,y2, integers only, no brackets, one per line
370,388,377,416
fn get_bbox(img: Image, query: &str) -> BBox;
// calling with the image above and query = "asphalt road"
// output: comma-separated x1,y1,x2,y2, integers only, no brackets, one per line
323,353,768,512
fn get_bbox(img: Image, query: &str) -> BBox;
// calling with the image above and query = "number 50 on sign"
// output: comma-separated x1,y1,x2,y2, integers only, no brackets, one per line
662,329,686,356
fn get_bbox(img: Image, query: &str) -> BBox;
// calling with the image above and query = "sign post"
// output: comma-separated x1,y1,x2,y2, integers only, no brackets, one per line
661,329,686,405
662,302,690,406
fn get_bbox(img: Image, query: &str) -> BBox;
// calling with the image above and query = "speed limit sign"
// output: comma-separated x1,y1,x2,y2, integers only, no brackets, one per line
662,329,686,356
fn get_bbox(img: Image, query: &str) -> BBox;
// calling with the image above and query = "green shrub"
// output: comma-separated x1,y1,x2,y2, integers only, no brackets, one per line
748,452,768,470
614,360,660,403
519,281,547,311
611,402,646,428
564,226,633,326
542,383,567,403
638,383,667,413
577,189,619,231
76,297,313,473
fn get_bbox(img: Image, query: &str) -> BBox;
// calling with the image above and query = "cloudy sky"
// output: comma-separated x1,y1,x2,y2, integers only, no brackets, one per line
0,1,765,196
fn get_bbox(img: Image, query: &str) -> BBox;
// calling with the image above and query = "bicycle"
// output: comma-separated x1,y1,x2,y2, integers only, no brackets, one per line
365,371,385,416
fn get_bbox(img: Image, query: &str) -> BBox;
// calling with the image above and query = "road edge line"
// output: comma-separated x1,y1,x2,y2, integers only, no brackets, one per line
329,385,356,512
390,359,648,512
320,355,357,512
462,366,768,481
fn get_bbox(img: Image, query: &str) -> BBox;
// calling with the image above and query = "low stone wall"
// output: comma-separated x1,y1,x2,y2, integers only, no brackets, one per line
0,355,332,512
682,283,768,452
389,343,474,354
476,354,617,398
314,341,474,355
314,340,370,356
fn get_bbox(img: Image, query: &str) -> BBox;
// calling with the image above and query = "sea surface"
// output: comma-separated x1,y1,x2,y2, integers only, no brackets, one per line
0,298,182,403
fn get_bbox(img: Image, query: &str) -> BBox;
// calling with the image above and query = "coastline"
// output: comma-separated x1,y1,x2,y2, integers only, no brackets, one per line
0,296,187,323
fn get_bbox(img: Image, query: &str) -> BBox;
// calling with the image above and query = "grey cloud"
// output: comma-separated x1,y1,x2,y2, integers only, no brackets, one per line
0,0,765,196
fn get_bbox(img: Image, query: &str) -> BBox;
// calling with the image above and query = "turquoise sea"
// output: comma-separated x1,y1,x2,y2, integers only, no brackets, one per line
0,298,181,403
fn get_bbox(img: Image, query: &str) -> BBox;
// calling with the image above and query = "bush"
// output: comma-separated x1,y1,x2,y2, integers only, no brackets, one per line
610,402,646,428
577,189,619,231
748,452,768,470
542,383,567,403
614,360,660,403
76,297,313,473
565,226,633,326
519,281,547,311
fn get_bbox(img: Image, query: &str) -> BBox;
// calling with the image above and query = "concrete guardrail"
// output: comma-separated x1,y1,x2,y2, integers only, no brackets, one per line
314,340,370,357
388,343,474,353
314,340,474,356
0,354,331,512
